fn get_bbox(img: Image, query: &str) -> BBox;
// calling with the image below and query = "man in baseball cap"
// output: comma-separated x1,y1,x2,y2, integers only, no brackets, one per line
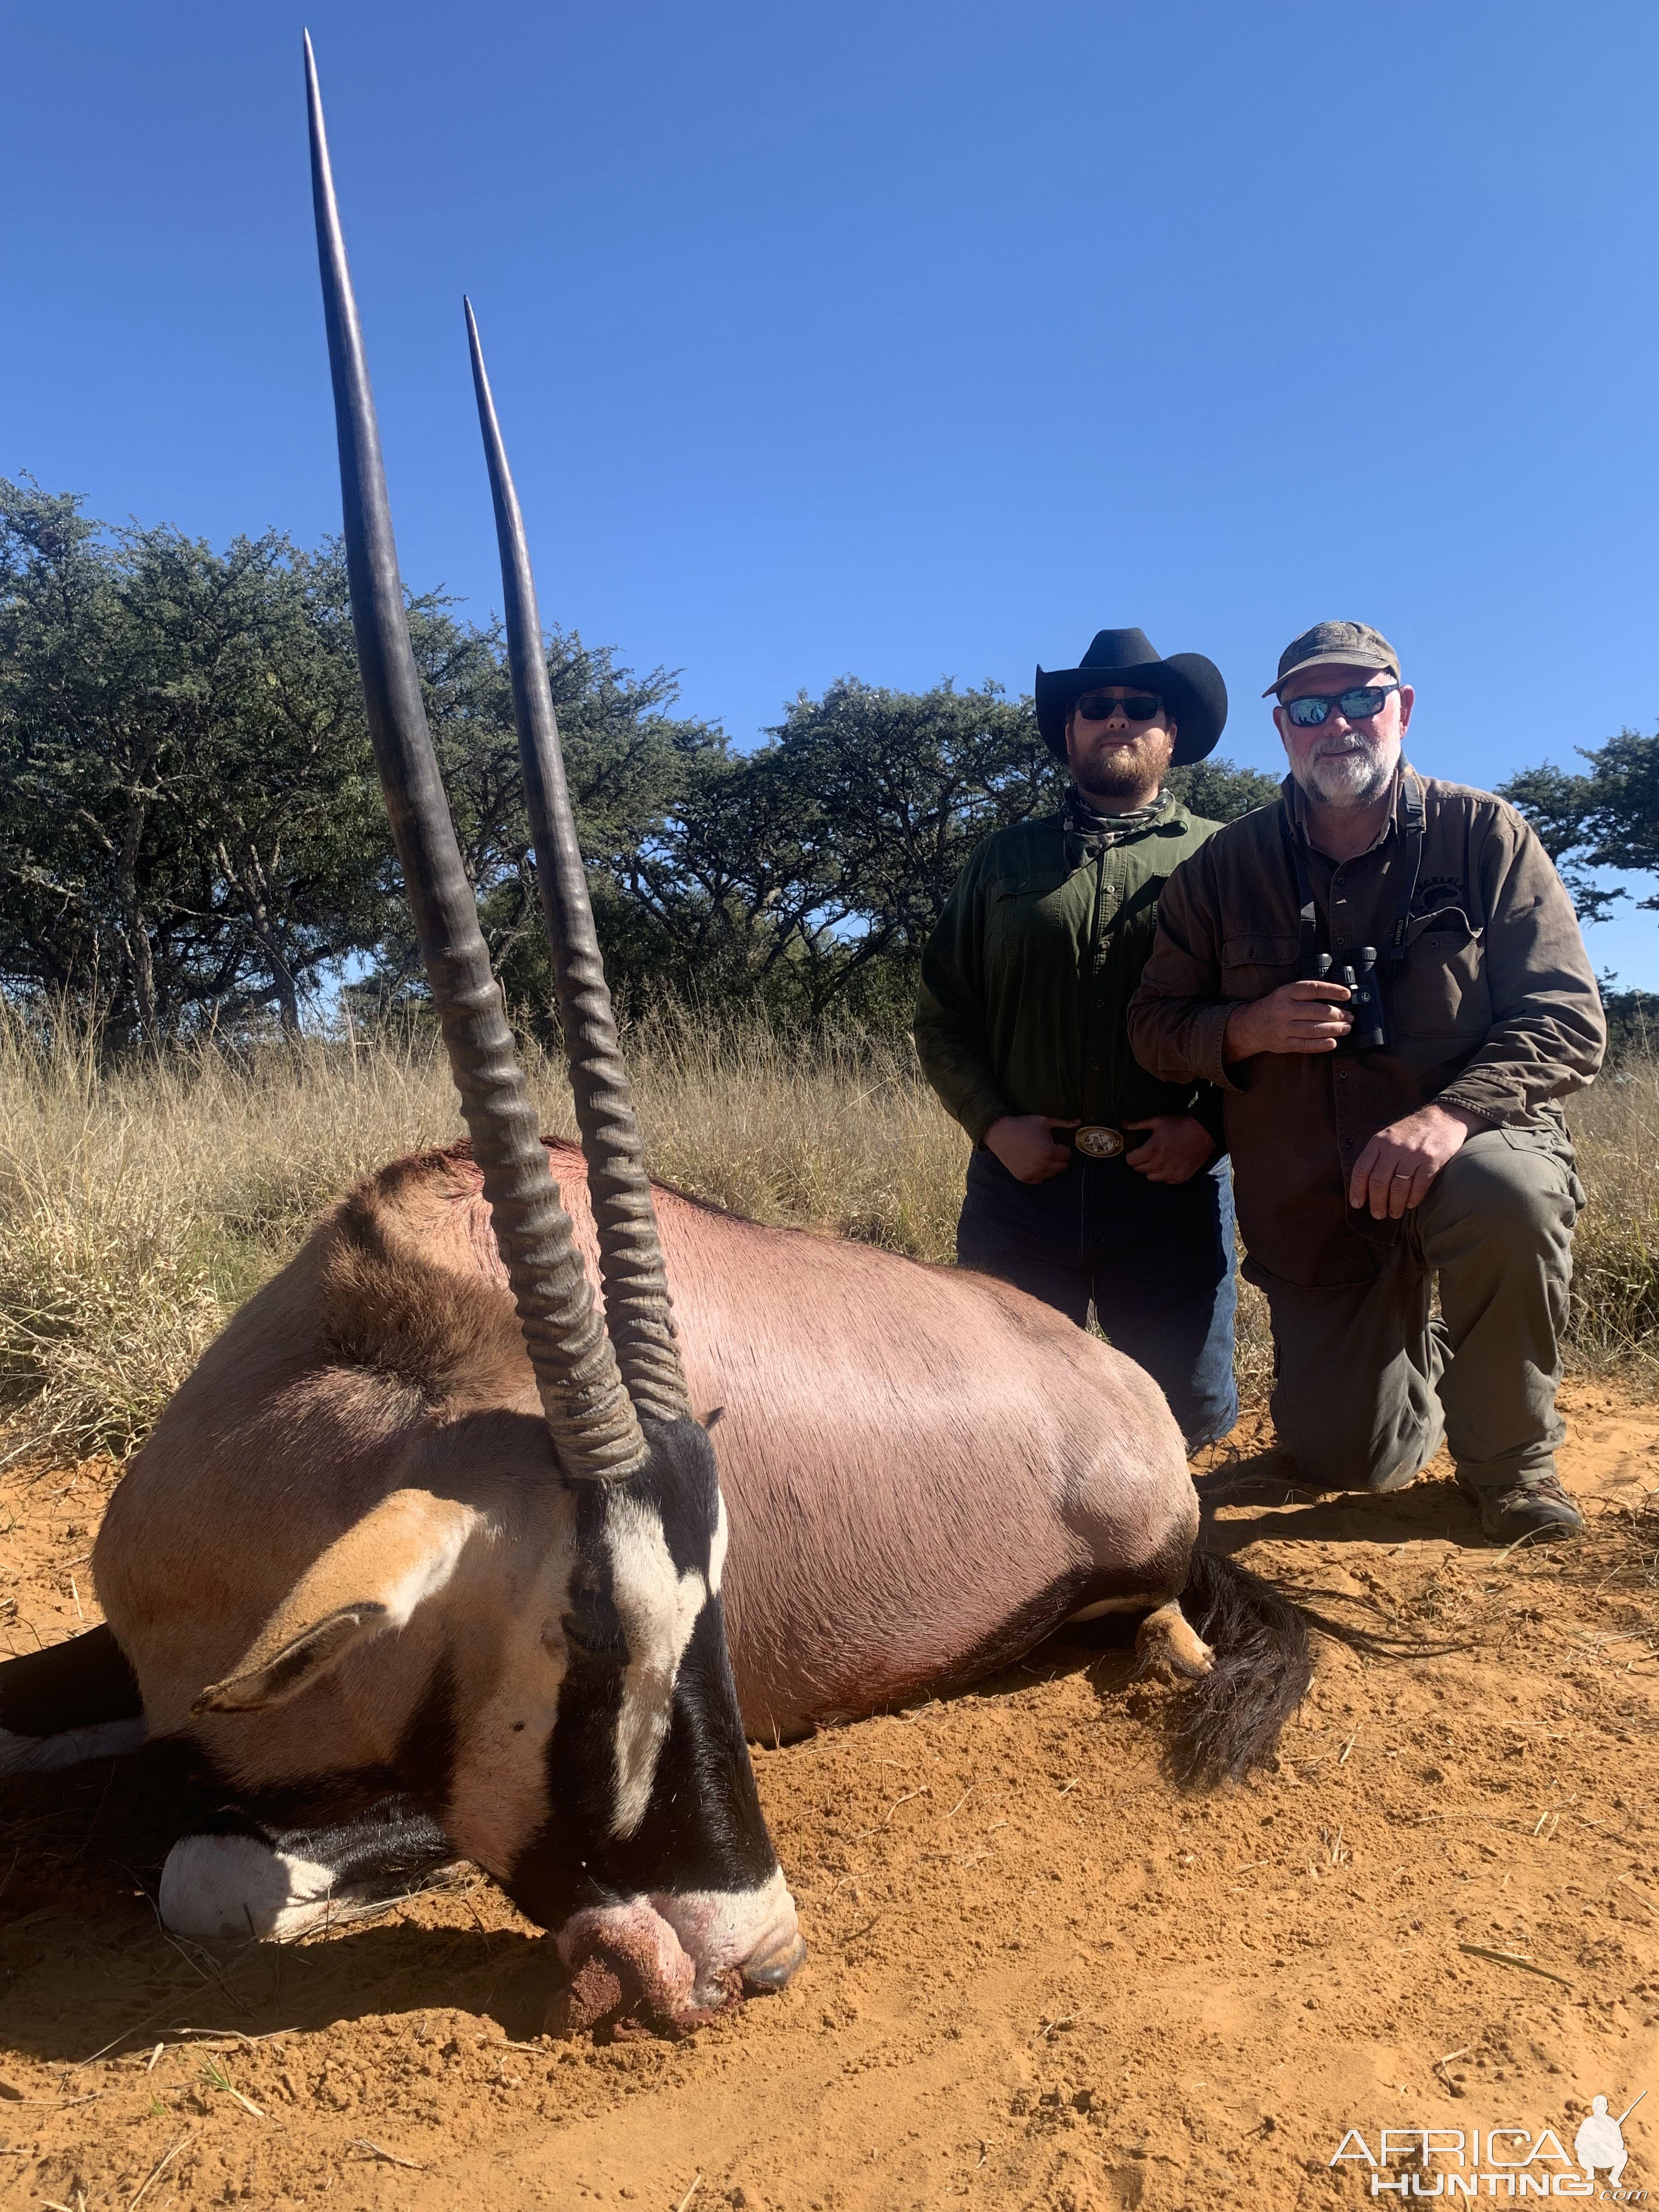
1128,620,1605,1542
1261,618,1400,698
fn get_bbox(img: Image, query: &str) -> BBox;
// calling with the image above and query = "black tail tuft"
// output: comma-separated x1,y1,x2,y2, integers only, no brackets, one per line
0,1624,142,1737
1170,1551,1311,1785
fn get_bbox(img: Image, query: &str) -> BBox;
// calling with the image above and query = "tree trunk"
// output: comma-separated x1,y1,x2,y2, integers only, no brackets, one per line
215,836,302,1037
116,799,160,1046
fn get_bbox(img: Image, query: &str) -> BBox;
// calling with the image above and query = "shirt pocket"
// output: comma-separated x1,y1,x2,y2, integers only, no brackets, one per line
1219,933,1300,1001
984,866,1082,966
1391,907,1489,1039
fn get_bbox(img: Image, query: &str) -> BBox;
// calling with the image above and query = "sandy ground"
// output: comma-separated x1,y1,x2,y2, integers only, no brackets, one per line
0,1379,1655,2212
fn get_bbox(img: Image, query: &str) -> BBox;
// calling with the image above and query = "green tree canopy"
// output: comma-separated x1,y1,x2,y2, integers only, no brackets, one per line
1502,728,1659,927
0,478,384,1041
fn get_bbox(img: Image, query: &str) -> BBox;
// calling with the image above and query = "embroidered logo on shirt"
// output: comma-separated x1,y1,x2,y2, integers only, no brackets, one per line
1413,873,1466,915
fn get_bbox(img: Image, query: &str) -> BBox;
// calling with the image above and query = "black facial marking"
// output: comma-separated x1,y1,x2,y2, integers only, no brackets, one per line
503,1416,777,1933
393,1652,459,1816
181,1790,455,1903
178,1654,459,1838
136,1658,461,1915
640,1425,721,1581
559,1525,629,1665
611,1589,777,1892
112,1735,453,1886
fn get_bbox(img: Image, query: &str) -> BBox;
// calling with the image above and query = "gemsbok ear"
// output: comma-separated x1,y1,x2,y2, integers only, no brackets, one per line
192,1491,480,1716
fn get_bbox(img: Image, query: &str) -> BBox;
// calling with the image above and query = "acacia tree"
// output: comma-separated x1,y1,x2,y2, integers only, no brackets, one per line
487,678,1057,1026
1166,753,1280,822
0,479,730,1044
1,483,182,1035
1503,730,1659,927
396,619,738,1022
734,680,1058,1020
0,481,387,1042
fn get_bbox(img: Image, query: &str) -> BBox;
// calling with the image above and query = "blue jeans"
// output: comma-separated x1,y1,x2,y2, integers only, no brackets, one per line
956,1146,1239,1448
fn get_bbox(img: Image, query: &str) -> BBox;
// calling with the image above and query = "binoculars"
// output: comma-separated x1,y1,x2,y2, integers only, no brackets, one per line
1313,946,1388,1052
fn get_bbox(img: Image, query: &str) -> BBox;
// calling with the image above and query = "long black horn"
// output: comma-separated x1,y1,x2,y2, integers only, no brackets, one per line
303,32,645,1481
464,299,691,1427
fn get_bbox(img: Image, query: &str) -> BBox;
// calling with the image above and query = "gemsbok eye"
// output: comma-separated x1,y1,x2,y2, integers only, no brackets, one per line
559,1610,628,1663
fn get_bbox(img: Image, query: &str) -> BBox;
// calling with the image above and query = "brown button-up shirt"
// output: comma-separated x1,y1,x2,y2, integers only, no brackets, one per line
1126,767,1606,1286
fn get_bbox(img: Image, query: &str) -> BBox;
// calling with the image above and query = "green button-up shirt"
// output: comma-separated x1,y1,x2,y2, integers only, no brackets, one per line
914,802,1226,1144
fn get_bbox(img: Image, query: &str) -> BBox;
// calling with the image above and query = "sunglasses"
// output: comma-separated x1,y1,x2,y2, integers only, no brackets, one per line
1283,684,1399,727
1074,691,1163,724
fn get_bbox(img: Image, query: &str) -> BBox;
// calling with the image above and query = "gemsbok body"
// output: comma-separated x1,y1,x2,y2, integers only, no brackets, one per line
0,40,1308,2041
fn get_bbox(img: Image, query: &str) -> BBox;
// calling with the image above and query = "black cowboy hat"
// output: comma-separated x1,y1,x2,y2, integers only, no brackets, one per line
1034,628,1227,766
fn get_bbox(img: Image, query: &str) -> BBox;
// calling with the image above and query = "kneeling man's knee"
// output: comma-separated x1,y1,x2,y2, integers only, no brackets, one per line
1431,1133,1576,1256
1271,1381,1430,1495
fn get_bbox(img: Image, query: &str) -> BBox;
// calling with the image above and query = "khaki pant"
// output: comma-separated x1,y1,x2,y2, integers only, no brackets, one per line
1255,1126,1582,1498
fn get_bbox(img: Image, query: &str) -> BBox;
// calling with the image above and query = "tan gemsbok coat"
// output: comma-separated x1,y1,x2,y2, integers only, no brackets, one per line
95,1133,1210,1756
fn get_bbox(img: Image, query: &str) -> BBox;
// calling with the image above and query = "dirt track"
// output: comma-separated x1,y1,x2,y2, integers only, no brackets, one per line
1,1381,1655,2211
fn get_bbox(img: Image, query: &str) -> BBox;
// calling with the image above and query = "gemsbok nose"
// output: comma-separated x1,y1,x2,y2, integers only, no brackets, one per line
742,1929,808,1992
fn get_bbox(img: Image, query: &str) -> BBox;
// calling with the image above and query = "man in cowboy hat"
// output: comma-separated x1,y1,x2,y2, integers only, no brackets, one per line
915,628,1239,1447
1128,620,1606,1540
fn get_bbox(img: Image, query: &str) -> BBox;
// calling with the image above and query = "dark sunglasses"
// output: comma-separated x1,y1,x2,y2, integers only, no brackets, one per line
1074,691,1163,724
1284,683,1399,727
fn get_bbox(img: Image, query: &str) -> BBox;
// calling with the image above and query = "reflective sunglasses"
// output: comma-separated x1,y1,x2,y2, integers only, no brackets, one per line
1074,691,1164,724
1283,683,1399,727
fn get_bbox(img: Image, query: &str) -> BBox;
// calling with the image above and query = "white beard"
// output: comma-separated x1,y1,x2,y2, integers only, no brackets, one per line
1296,730,1399,807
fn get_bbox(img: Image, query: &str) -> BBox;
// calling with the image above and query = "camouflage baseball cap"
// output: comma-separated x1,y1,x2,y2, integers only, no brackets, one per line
1263,620,1400,698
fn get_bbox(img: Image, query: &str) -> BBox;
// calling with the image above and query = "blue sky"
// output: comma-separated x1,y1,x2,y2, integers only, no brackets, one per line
6,0,1658,983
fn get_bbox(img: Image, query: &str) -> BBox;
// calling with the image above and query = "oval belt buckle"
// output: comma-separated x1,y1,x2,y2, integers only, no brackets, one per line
1074,1125,1125,1160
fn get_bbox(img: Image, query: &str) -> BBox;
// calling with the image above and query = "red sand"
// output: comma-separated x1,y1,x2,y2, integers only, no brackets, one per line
1,1379,1654,2210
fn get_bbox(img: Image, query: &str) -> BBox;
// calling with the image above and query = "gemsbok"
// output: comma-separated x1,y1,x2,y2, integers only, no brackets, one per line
0,39,1309,2041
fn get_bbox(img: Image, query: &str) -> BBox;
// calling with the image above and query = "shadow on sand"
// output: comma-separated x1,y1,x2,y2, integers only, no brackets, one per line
1194,1441,1498,1555
0,1750,563,2063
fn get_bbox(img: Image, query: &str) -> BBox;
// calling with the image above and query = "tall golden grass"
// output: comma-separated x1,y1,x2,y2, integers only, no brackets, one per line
1,1007,1654,1463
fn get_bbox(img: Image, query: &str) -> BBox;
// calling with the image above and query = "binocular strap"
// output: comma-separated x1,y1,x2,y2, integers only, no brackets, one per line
1282,772,1426,983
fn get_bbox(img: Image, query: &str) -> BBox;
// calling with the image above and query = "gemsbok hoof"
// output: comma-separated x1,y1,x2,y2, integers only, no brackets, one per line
1135,1598,1215,1680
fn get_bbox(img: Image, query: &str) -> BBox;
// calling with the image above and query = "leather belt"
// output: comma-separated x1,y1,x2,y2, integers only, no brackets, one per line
1065,1125,1126,1160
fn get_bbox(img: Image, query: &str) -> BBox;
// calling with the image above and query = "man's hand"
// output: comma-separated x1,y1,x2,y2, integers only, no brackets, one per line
1348,1103,1483,1219
1224,980,1352,1063
984,1113,1079,1184
1123,1115,1216,1185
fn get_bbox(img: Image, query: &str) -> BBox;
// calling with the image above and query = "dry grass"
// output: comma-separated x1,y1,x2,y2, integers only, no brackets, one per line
0,1009,967,1462
0,1005,1652,1462
1560,1050,1659,1372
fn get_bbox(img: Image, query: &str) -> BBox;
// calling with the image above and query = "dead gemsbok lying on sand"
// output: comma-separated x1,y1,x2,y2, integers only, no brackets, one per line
0,40,1309,2040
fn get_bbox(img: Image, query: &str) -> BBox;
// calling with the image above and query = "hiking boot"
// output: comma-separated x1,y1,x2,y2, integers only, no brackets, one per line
1464,1474,1585,1543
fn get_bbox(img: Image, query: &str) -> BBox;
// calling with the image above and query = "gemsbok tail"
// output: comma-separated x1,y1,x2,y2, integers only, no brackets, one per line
1170,1551,1312,1784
